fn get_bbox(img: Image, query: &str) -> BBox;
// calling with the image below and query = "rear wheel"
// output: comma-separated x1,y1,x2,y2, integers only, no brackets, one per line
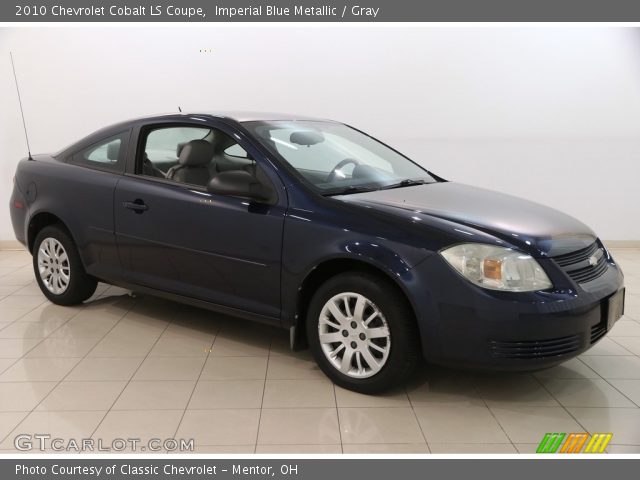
33,225,97,305
306,272,419,393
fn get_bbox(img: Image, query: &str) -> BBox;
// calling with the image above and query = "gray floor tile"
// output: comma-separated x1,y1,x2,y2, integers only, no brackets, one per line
37,381,127,412
188,380,264,409
259,408,340,445
93,410,183,444
414,404,509,444
540,378,636,407
567,407,640,445
489,405,583,443
339,407,425,444
113,381,195,411
474,374,559,406
264,380,336,408
177,409,260,446
580,356,640,379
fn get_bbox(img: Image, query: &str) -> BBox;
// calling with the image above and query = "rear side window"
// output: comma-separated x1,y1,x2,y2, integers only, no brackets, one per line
224,143,249,159
71,131,129,172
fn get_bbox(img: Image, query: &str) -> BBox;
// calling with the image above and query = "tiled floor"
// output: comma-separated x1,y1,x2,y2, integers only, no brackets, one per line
0,247,639,454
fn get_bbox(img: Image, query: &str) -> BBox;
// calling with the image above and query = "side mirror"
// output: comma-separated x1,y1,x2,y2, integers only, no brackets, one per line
207,170,273,203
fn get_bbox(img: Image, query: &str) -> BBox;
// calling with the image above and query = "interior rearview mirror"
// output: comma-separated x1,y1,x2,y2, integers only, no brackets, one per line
207,170,273,203
290,130,325,146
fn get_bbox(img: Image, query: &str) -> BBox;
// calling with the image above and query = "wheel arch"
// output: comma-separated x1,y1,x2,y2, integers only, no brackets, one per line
27,211,73,254
291,256,420,351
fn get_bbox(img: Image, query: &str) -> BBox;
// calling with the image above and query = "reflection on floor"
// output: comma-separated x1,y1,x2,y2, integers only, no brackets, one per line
0,247,639,454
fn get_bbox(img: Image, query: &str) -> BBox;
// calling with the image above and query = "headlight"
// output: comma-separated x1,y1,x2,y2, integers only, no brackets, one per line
440,243,552,292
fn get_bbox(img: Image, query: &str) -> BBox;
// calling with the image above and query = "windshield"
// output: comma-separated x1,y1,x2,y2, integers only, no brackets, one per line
243,120,436,195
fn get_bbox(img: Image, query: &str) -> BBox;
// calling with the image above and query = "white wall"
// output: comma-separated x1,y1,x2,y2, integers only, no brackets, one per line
1,26,639,241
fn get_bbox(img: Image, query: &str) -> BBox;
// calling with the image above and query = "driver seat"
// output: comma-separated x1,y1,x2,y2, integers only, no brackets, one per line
167,139,214,186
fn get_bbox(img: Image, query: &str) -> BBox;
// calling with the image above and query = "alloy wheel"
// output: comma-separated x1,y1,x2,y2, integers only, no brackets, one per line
37,237,71,295
318,292,391,378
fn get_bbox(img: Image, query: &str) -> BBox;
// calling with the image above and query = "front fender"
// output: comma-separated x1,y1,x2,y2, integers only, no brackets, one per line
280,208,433,328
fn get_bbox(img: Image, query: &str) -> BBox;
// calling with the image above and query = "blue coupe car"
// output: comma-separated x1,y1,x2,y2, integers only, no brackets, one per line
10,112,625,392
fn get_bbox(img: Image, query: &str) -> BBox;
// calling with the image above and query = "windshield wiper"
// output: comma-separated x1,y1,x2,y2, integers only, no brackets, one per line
323,185,380,196
380,178,428,190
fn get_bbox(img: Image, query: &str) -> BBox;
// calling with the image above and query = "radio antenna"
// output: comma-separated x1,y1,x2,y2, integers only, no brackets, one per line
178,106,182,112
10,51,32,160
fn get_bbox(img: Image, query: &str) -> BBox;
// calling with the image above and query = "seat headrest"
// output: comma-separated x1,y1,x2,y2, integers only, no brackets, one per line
176,142,187,158
107,141,120,161
178,139,214,166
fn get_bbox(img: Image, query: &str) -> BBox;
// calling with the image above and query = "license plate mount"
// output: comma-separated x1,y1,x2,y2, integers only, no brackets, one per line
607,288,625,331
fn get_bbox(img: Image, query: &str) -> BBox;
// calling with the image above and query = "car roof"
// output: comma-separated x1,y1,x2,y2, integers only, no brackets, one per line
94,111,338,136
116,110,339,133
112,111,335,124
194,111,336,123
56,111,339,156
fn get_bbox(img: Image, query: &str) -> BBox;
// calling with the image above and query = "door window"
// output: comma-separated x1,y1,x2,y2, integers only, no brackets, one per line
138,125,255,187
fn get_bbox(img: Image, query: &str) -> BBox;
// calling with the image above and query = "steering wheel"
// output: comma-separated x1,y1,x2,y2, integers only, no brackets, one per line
326,158,361,183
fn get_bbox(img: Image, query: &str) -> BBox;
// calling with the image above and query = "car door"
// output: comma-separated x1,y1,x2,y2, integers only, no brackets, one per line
113,120,287,321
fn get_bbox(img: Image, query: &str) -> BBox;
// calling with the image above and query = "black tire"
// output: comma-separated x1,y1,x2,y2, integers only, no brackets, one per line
306,272,420,394
32,225,97,305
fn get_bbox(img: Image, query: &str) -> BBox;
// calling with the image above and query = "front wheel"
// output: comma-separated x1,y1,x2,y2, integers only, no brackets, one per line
306,272,420,394
33,225,97,305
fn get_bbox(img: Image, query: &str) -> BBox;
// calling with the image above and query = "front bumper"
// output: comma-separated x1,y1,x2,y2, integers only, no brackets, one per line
411,251,625,370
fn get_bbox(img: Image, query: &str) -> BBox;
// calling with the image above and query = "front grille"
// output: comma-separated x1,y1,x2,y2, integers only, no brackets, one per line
554,242,599,267
569,257,608,283
590,323,607,344
552,242,609,284
489,334,582,359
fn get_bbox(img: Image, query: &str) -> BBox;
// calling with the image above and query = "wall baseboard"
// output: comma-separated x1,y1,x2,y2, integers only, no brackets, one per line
0,240,24,250
603,240,640,248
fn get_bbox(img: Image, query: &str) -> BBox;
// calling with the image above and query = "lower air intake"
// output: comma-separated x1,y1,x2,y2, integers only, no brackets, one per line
489,334,582,359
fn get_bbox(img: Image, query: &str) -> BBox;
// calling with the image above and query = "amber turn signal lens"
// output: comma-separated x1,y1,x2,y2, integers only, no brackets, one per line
483,259,502,280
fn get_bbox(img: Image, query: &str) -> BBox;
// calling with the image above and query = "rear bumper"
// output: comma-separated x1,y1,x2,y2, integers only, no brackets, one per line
411,252,625,371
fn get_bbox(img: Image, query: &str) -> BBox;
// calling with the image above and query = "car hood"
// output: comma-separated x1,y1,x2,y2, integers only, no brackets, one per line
336,182,596,257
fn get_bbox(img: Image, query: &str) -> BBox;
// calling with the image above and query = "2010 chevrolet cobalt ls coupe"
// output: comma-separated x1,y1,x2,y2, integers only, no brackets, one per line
10,112,625,393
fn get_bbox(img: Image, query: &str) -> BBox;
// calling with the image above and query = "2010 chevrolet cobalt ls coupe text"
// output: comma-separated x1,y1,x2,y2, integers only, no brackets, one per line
10,112,625,393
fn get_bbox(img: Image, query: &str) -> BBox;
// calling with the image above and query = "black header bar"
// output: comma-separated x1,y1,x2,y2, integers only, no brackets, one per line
3,0,640,22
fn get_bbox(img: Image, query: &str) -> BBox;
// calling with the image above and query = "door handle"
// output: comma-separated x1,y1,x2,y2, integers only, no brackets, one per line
122,200,149,213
